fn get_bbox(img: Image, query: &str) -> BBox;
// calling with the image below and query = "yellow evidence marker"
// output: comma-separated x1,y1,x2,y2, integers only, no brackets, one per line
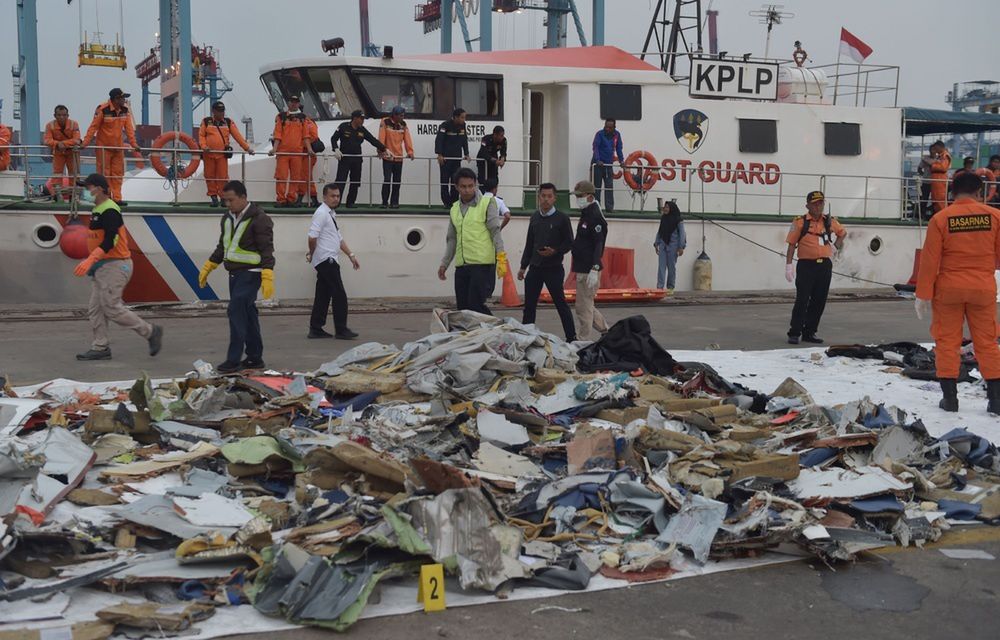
417,563,446,612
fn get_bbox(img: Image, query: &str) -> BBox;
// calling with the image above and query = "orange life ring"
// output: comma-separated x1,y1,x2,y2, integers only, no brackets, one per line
150,131,201,179
622,150,659,192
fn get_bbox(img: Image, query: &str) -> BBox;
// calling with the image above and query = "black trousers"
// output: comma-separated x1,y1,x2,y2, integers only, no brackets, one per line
454,264,495,315
522,264,577,341
440,159,461,206
310,259,349,333
477,157,499,191
334,157,363,206
789,258,832,338
381,160,403,207
227,270,262,364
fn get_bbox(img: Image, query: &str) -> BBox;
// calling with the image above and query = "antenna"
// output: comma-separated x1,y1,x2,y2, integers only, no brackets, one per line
748,4,793,59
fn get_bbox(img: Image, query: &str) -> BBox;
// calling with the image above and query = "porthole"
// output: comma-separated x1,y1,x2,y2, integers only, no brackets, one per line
405,227,426,251
32,223,61,249
868,236,883,255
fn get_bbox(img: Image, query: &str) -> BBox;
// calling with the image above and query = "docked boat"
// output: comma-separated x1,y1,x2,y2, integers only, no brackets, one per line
0,45,937,304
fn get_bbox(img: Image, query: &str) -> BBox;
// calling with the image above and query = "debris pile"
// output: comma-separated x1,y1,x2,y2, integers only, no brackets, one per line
2,311,999,635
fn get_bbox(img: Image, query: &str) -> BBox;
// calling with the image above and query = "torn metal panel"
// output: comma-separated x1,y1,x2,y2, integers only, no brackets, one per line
790,466,912,500
656,492,727,563
116,494,238,539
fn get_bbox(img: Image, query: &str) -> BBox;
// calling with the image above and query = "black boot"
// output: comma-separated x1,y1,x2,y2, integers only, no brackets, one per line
310,197,320,208
295,194,304,207
939,379,959,412
210,196,219,207
987,379,1000,416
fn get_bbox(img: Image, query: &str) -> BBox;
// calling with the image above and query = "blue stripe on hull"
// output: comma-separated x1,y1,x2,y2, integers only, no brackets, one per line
143,215,219,301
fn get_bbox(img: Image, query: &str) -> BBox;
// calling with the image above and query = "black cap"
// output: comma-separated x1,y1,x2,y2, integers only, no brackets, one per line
288,94,301,102
109,88,131,100
351,109,364,119
79,173,110,192
212,100,226,111
806,190,825,204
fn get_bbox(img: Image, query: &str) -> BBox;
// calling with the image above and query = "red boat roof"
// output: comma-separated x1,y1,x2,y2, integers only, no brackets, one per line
403,46,660,71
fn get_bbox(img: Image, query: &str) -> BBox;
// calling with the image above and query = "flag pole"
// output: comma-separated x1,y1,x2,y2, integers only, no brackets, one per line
833,46,842,104
855,62,862,107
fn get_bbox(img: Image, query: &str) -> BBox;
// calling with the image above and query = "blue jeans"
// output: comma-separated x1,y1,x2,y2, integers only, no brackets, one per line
592,163,615,211
656,244,679,289
227,270,263,364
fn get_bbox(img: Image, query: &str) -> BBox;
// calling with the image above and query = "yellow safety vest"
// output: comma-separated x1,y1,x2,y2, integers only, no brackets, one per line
450,194,494,267
223,215,261,265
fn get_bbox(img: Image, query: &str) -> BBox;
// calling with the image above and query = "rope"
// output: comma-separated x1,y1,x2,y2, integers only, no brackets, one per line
682,210,901,288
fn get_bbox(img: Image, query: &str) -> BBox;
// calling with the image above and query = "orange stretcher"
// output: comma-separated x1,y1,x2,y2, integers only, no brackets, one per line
540,288,668,304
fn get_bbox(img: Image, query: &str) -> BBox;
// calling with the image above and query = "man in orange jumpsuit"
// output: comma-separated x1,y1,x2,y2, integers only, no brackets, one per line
81,88,141,202
0,123,11,171
298,116,320,208
199,101,255,207
268,95,313,207
927,140,951,215
43,105,82,198
915,171,1000,415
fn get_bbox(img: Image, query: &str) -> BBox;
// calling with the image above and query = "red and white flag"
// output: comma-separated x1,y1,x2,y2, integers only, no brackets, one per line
839,28,873,63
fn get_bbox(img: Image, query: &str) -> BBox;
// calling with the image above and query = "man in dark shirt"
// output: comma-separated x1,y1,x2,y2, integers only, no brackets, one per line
330,109,386,208
477,125,507,192
571,180,609,341
435,108,471,206
198,180,276,373
518,183,576,341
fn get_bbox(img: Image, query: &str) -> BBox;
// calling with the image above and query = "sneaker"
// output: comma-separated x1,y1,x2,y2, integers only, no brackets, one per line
308,329,334,339
241,358,266,369
148,324,163,356
335,329,359,340
802,335,824,344
216,360,241,374
380,203,389,209
76,348,112,361
389,204,400,209
787,335,800,345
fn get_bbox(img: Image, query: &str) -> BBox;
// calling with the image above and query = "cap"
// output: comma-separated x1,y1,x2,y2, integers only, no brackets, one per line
79,173,110,192
390,105,406,116
212,100,226,111
288,94,301,102
572,180,596,196
806,190,825,204
109,88,131,100
964,156,975,163
350,109,365,119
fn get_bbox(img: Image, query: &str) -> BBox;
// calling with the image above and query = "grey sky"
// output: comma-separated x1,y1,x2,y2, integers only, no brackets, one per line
1,0,997,136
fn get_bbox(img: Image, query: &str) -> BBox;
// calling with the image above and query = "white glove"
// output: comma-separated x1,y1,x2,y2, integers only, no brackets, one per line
785,264,795,283
334,149,343,161
915,298,932,320
586,269,600,289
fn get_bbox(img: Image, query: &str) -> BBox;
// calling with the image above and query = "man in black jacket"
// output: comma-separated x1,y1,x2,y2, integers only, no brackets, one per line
330,110,386,208
198,180,276,373
518,183,576,341
435,108,471,206
476,125,507,192
571,179,609,341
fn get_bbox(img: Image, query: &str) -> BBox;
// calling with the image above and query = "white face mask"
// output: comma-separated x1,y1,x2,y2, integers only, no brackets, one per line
575,196,591,210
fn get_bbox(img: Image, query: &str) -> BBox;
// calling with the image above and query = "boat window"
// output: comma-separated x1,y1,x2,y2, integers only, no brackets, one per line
600,84,642,121
824,122,862,156
356,73,435,115
262,68,362,120
276,69,324,120
455,78,502,118
738,119,778,153
307,68,354,119
262,73,286,113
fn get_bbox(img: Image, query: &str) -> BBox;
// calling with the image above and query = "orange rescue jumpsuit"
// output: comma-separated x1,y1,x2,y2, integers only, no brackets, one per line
198,117,252,198
916,198,1000,381
929,151,951,214
44,118,82,188
271,112,311,204
299,118,320,199
975,168,997,202
0,124,11,171
82,101,139,201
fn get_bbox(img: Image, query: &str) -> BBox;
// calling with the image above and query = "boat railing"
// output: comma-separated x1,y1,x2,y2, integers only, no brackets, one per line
1,144,543,209
809,62,901,108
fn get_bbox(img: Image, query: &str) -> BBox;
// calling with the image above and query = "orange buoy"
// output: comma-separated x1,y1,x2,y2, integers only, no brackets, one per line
150,131,201,179
622,150,659,192
59,219,90,259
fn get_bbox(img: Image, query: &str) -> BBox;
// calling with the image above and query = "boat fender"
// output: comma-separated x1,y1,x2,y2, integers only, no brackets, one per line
693,250,712,291
622,150,659,192
150,131,201,180
59,218,90,259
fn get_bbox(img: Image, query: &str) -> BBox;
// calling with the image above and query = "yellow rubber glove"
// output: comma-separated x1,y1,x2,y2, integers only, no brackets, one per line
261,268,275,300
198,260,219,289
73,247,106,277
495,252,508,279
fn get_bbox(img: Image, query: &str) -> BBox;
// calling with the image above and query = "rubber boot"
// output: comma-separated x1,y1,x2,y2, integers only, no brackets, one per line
210,195,219,207
939,379,959,412
987,379,1000,416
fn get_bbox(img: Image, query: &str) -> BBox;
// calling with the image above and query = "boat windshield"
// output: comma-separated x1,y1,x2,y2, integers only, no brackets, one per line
261,67,362,120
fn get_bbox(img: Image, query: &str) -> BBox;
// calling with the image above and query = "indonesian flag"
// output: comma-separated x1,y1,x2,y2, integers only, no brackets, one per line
839,28,873,63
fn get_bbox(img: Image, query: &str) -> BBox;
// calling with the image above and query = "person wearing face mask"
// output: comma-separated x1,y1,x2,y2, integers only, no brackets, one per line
570,180,610,341
73,173,163,361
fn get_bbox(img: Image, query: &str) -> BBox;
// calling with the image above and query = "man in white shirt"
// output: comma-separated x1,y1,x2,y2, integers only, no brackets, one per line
307,184,361,339
484,178,512,229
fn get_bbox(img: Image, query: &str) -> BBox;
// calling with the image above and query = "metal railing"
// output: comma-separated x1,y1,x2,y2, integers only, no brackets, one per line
0,144,542,209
